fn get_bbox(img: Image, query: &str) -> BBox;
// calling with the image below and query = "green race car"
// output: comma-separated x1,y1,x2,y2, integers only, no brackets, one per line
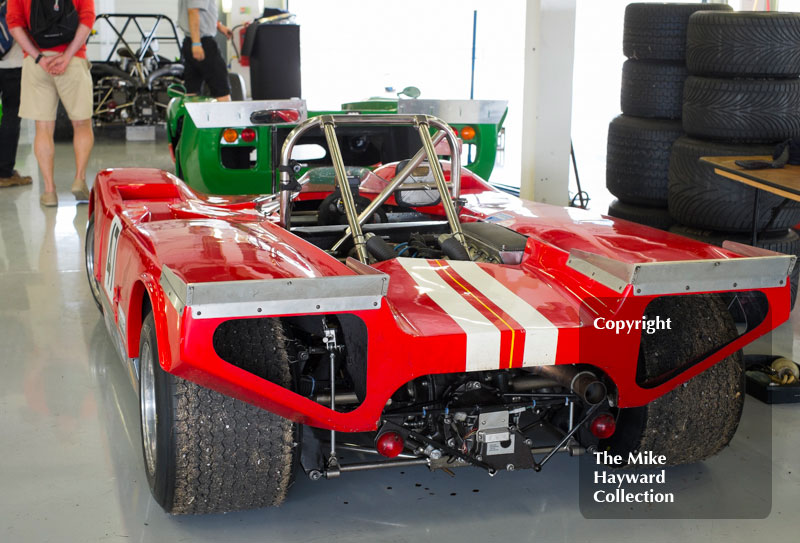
165,90,507,195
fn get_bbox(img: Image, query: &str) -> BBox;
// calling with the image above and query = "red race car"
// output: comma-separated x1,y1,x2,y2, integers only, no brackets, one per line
86,112,794,514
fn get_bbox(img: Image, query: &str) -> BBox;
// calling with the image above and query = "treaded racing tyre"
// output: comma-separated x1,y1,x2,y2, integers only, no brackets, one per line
621,60,687,119
607,200,674,231
602,295,744,465
623,3,733,61
682,76,800,142
687,11,800,78
667,137,800,232
669,226,799,308
229,73,246,101
84,216,103,313
139,313,299,514
606,115,683,207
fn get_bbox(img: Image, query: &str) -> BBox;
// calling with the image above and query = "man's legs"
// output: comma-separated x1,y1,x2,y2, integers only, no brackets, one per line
54,56,94,201
34,121,56,194
71,119,93,199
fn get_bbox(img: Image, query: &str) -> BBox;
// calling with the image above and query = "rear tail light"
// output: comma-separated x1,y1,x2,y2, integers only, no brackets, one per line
460,125,476,141
273,109,300,123
241,128,256,142
250,109,301,124
376,431,405,458
590,413,616,439
222,128,239,143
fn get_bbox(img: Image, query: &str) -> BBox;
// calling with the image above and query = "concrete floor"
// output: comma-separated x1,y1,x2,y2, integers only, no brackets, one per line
1,127,799,542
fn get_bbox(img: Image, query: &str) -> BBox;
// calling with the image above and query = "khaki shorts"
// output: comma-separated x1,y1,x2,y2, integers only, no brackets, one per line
19,54,93,122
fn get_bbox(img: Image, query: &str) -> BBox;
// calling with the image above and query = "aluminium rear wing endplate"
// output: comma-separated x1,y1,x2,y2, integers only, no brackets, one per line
397,99,508,126
566,243,795,296
160,265,388,319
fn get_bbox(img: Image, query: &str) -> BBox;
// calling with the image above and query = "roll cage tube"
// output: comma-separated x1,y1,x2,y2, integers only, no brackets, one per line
278,114,465,263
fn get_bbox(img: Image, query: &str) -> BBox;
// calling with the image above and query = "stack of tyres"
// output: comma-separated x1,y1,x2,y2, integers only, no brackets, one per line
606,3,732,230
668,11,800,307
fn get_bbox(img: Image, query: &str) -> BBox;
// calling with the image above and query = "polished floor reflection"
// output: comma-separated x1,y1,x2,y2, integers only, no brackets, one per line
1,127,799,542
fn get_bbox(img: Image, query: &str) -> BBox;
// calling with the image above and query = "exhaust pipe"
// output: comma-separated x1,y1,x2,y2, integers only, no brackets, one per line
528,366,607,405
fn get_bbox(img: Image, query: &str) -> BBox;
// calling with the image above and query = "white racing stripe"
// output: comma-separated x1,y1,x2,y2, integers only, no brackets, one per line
448,260,559,366
397,258,501,371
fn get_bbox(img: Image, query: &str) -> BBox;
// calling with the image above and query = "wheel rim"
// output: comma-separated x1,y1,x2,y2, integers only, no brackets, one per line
140,340,158,478
85,221,102,304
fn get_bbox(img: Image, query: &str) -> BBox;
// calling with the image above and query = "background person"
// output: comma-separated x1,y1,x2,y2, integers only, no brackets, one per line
0,6,30,188
6,0,95,207
178,0,233,101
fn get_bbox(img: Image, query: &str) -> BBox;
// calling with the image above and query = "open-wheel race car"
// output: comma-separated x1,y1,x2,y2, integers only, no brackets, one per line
85,104,795,514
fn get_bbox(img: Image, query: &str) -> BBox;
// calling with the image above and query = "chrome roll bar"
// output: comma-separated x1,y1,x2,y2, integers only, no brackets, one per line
278,114,466,263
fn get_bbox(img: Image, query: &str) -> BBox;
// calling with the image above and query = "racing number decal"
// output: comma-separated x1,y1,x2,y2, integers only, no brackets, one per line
103,216,123,303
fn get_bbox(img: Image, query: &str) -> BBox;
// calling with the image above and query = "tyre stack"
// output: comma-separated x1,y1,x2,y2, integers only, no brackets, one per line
668,11,800,307
606,3,732,230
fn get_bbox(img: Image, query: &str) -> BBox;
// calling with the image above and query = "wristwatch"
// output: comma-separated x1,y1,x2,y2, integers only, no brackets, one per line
35,53,43,64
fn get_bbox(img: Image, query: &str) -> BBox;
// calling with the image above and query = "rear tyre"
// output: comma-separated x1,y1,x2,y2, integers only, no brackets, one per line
623,3,733,61
621,60,687,119
138,313,299,514
603,295,744,465
229,73,246,101
687,11,800,77
667,137,800,232
607,200,674,231
682,76,800,142
606,115,683,207
84,216,103,313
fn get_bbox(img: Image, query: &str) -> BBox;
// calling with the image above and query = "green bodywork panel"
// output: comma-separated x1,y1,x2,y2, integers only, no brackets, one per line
168,96,507,196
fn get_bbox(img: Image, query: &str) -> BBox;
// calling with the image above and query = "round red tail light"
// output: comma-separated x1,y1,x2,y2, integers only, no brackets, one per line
376,431,404,458
460,125,476,141
241,128,256,142
590,413,616,439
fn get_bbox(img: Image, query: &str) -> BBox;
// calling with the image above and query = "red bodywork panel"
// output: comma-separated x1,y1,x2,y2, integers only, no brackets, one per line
89,167,791,432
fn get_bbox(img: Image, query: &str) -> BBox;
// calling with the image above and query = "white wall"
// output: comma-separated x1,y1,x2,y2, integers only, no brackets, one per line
290,0,526,187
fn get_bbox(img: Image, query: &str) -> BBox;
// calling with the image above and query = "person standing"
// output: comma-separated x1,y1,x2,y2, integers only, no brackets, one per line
0,2,31,188
178,0,233,101
6,0,95,207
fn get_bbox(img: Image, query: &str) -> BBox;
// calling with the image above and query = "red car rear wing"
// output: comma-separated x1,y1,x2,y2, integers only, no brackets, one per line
567,243,795,296
160,265,389,320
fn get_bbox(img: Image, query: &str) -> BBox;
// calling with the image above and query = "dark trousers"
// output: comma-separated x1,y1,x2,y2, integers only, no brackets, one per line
0,67,22,178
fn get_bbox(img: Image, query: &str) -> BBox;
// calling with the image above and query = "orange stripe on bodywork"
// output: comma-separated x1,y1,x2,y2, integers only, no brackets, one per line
433,260,525,368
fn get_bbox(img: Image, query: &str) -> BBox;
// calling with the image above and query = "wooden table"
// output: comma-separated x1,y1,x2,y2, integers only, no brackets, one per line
700,156,800,244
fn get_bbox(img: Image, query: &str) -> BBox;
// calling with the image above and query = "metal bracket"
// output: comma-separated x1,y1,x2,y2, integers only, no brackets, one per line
532,403,600,471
